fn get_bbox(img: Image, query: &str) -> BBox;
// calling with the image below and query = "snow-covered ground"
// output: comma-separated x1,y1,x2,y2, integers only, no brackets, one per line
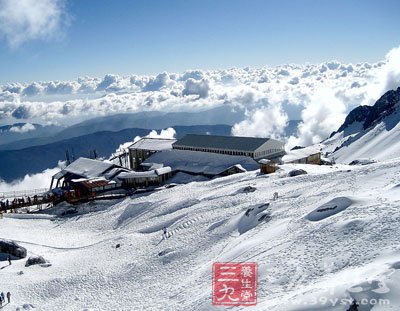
323,110,400,164
1,160,400,310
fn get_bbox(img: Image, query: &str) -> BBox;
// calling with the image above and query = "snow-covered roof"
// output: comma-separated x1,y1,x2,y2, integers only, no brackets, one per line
144,150,259,176
103,167,131,180
258,159,274,165
57,157,116,179
129,138,176,151
70,177,115,189
155,166,172,175
118,171,158,179
118,166,172,179
283,145,321,163
141,162,164,170
173,134,272,152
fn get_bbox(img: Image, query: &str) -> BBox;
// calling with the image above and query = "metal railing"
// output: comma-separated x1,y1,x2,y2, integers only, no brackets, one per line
0,188,49,200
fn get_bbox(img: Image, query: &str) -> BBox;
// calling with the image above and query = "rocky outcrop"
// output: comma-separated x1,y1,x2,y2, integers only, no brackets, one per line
288,169,307,177
332,86,400,136
0,239,27,259
25,255,48,267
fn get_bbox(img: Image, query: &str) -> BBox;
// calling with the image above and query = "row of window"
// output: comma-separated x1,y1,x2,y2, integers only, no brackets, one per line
255,148,283,158
173,146,254,157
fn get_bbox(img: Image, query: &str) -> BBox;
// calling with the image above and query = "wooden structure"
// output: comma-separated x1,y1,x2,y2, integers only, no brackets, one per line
128,138,176,170
117,166,172,188
50,157,129,190
68,178,120,199
282,146,322,165
1,193,59,213
285,152,321,165
259,159,276,174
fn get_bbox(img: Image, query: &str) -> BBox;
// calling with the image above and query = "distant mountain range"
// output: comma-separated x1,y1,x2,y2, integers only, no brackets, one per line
324,86,400,163
0,106,245,150
0,125,233,182
0,123,63,147
0,105,301,182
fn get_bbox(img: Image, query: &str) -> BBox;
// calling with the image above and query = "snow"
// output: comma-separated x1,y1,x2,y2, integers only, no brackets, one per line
306,197,353,221
323,110,400,163
167,172,210,184
57,157,116,179
283,145,322,163
129,137,176,151
258,159,273,164
118,166,171,179
1,159,400,310
144,149,259,176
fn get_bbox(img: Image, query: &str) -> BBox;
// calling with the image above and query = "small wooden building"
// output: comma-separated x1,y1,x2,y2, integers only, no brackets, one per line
128,138,176,170
259,159,276,174
282,146,322,165
50,157,129,191
117,166,172,188
69,178,119,198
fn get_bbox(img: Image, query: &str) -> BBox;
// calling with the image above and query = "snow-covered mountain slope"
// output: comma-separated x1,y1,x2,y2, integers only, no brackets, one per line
323,87,400,163
1,160,400,310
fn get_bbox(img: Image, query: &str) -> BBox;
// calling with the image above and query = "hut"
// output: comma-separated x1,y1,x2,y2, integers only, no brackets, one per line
282,146,322,165
128,138,176,170
117,166,172,188
68,178,119,199
259,159,276,174
50,157,129,191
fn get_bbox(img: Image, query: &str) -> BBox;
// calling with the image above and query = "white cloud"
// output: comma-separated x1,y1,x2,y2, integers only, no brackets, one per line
363,45,400,105
286,88,347,149
9,122,36,133
0,0,68,48
0,165,61,192
1,45,400,146
132,128,176,143
232,102,288,139
147,127,176,139
182,78,210,98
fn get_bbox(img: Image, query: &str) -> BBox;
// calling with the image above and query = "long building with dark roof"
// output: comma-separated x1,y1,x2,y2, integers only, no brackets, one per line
172,134,285,160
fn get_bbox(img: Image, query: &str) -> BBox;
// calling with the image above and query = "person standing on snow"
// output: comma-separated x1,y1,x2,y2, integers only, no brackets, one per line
0,292,4,302
6,292,11,304
162,226,168,239
347,299,359,311
7,254,11,265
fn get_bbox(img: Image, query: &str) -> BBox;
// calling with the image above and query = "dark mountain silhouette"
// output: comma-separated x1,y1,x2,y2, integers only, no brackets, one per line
0,125,232,182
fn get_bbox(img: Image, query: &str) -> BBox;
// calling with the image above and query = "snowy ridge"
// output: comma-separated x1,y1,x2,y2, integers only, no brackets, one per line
1,160,400,310
322,87,400,163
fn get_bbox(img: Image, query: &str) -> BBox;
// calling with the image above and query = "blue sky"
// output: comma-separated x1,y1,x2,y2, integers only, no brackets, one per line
1,0,400,83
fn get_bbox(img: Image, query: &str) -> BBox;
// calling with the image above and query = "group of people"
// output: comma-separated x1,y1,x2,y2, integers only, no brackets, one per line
0,291,11,307
0,195,41,210
0,193,57,214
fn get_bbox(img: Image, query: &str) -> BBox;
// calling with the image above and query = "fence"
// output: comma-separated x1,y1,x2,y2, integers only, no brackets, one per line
0,188,49,200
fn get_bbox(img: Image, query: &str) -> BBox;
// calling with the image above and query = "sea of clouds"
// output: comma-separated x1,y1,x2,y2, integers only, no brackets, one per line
2,45,400,148
1,0,400,191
